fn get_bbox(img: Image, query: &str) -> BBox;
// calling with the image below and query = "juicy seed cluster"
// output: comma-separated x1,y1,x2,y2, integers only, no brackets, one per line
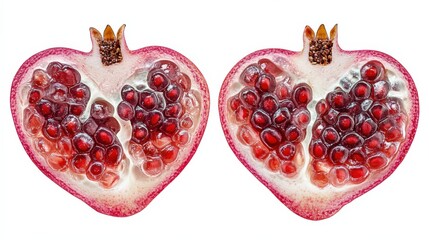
228,58,312,176
23,62,121,189
309,60,408,188
117,60,199,177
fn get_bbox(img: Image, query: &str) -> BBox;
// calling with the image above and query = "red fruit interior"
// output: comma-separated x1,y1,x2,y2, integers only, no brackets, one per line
11,25,209,216
219,24,418,220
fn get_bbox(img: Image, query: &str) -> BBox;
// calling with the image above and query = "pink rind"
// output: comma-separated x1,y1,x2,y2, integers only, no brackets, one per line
10,46,210,217
219,48,419,220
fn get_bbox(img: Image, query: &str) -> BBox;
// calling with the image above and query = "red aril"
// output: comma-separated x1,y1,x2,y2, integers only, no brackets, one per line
219,24,419,220
10,25,209,216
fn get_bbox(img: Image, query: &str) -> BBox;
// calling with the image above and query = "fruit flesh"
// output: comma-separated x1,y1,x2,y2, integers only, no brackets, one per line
219,25,418,220
11,25,209,216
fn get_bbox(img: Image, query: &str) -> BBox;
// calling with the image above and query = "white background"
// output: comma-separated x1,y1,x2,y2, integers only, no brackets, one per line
1,0,428,239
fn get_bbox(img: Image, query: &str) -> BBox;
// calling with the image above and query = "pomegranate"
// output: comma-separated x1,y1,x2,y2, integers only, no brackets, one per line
10,25,209,216
219,24,419,220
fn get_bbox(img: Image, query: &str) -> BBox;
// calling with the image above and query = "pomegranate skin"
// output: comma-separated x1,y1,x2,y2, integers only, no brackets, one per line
10,25,210,217
219,25,419,220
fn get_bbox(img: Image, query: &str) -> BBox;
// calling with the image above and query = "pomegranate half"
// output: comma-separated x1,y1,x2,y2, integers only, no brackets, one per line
10,25,209,216
219,24,419,220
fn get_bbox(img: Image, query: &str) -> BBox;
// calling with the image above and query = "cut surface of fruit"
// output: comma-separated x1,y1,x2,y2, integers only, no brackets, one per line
11,25,209,216
219,24,418,220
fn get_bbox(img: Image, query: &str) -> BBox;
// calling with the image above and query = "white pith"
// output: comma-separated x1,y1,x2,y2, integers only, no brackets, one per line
221,38,413,218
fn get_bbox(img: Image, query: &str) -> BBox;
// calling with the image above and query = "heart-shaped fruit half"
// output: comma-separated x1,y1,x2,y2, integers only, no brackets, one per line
10,25,209,217
219,24,419,220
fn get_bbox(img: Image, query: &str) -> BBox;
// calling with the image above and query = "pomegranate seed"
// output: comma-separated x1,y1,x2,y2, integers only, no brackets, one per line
142,158,164,176
279,99,295,111
341,132,364,149
251,143,269,161
336,113,354,132
237,125,258,145
145,110,164,129
321,127,340,146
355,117,377,138
228,95,241,111
132,122,149,143
117,101,135,120
258,58,284,77
139,90,159,110
160,145,179,164
47,62,81,86
275,82,291,100
240,64,260,86
315,99,329,115
260,127,282,149
272,107,291,126
385,98,403,115
364,132,384,152
360,60,385,82
323,108,339,125
83,117,98,135
177,73,192,92
329,146,349,164
72,132,95,153
133,106,148,122
173,130,190,146
309,140,327,159
367,153,388,170
312,159,334,173
47,83,68,102
281,162,297,177
259,93,279,114
69,103,85,116
31,69,50,89
292,83,312,106
284,125,303,143
61,115,81,136
148,73,170,91
160,118,179,136
277,142,296,160
94,127,114,146
28,88,43,104
372,80,390,100
328,166,349,187
47,154,68,171
384,127,403,142
100,117,121,134
121,85,139,105
239,88,260,108
91,99,114,120
34,137,54,154
311,171,329,188
180,114,194,129
266,156,281,172
292,107,310,128
312,119,326,138
105,144,122,167
164,103,183,118
250,110,271,130
348,165,369,184
70,83,91,104
99,170,119,189
23,107,44,135
351,81,371,100
86,161,106,181
369,102,388,122
327,88,350,110
152,60,180,80
91,146,105,162
235,106,250,122
256,74,276,93
36,99,54,117
347,148,367,166
56,137,73,155
42,119,62,140
53,103,69,120
164,84,183,102
71,154,90,174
